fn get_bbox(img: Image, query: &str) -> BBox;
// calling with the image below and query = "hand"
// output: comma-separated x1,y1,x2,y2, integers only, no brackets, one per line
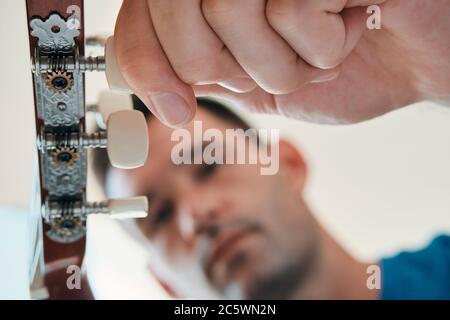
196,0,450,124
114,0,450,126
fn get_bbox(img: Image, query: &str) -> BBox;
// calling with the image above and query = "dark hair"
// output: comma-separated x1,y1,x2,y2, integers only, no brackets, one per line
92,95,253,188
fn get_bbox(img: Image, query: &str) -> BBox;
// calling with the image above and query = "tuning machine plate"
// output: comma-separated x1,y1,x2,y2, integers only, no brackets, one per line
30,13,148,244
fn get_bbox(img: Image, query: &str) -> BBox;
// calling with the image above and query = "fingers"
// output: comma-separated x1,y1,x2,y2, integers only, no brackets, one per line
114,0,383,127
265,0,384,69
193,84,279,115
201,0,340,95
147,0,257,93
114,0,196,127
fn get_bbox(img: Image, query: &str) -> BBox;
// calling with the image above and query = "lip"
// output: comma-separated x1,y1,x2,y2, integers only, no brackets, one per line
205,225,258,279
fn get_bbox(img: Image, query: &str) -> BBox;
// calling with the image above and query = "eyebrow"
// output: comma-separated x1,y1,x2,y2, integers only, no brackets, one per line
144,140,214,197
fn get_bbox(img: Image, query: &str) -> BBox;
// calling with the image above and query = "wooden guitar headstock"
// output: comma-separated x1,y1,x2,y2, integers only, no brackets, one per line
26,0,149,299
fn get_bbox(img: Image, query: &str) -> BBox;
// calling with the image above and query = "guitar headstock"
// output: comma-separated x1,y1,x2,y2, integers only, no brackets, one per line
26,0,149,299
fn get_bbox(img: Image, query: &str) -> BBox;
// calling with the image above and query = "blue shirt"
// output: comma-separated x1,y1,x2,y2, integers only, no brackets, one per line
380,235,450,300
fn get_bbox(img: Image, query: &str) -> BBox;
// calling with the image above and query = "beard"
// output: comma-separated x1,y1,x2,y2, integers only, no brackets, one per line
243,229,318,300
200,214,319,300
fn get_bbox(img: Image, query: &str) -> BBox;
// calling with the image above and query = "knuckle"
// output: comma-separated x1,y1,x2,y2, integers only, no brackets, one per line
266,0,305,32
119,64,156,92
266,0,293,23
117,44,163,91
173,54,222,85
260,76,305,95
309,56,341,70
307,41,345,69
202,0,237,24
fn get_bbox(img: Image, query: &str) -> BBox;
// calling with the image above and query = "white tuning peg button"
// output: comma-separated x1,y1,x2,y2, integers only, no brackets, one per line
107,196,148,219
107,109,149,169
105,36,133,94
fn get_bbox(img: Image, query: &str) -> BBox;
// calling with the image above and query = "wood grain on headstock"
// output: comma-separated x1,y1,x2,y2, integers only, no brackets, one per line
26,0,85,54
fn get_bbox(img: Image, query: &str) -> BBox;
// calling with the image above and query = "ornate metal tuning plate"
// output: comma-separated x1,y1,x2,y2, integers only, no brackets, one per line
30,13,88,242
30,11,147,245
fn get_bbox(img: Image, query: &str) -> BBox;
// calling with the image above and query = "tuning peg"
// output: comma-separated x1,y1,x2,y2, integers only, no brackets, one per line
43,196,148,220
43,196,148,243
107,197,148,219
38,109,148,169
87,91,134,129
32,36,132,94
105,36,133,94
106,110,148,169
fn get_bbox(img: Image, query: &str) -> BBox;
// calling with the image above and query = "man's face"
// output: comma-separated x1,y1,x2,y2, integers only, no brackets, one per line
108,108,318,299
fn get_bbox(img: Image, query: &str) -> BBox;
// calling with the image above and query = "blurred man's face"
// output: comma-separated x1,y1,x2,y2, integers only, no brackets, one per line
108,107,318,299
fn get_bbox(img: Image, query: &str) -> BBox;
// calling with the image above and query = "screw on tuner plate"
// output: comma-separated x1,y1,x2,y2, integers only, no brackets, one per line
38,110,149,169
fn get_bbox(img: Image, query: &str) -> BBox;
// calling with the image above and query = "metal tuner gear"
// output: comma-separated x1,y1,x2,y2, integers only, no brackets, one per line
45,71,74,94
46,214,86,243
51,146,78,166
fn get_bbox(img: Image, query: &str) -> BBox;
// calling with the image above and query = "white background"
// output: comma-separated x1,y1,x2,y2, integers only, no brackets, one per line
0,0,449,299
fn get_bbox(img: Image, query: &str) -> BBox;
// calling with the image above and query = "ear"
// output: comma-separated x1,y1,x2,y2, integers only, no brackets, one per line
278,139,307,191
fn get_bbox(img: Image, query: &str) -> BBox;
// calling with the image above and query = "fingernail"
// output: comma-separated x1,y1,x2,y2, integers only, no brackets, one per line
148,92,192,127
310,69,340,84
219,78,257,93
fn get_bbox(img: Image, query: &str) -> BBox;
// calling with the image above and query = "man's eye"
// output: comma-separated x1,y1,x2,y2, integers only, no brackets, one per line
195,163,218,181
151,200,174,228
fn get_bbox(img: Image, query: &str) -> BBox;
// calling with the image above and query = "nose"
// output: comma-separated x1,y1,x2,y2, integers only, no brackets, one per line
175,186,220,245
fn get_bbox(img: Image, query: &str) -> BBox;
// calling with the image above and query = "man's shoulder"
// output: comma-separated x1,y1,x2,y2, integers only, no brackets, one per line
380,234,450,300
427,235,450,253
